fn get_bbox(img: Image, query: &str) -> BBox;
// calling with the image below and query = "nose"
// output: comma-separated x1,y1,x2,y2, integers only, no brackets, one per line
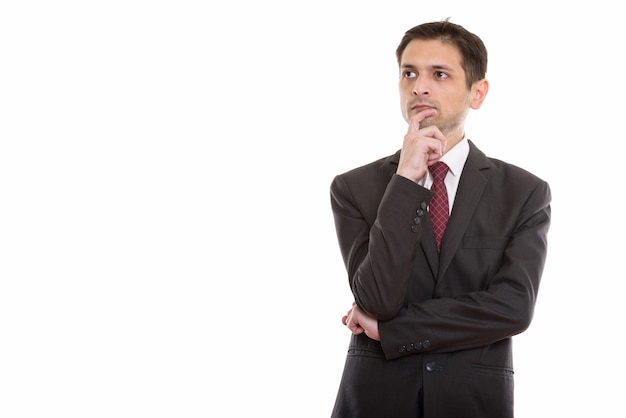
412,76,430,96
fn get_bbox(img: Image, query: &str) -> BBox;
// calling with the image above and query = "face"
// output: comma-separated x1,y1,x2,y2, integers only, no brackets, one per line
399,39,486,139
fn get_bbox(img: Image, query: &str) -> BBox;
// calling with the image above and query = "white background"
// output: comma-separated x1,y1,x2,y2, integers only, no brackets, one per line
1,1,624,417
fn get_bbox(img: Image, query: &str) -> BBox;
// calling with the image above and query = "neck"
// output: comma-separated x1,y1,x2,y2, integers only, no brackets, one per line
443,131,465,155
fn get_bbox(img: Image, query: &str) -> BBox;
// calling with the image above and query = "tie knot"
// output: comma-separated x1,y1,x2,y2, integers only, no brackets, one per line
430,162,449,182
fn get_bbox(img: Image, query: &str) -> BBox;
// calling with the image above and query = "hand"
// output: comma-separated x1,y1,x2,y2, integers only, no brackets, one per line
396,108,448,182
341,302,380,341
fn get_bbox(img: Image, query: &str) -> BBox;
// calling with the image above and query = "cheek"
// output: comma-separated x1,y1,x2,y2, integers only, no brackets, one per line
399,89,412,106
399,97,410,121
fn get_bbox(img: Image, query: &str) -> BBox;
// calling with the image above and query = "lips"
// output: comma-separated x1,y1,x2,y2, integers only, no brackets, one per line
411,104,435,112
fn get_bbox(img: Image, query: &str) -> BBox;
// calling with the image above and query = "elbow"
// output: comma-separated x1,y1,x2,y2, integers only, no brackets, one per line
350,268,408,321
353,291,403,321
508,298,536,336
516,306,535,333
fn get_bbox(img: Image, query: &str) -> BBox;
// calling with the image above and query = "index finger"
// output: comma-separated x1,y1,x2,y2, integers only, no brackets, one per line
408,108,437,134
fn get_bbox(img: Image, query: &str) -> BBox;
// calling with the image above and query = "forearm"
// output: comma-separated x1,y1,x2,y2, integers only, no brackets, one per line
379,288,533,359
332,174,433,320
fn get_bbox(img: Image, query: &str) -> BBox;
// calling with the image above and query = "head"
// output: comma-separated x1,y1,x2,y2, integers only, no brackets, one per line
396,19,489,142
396,20,488,90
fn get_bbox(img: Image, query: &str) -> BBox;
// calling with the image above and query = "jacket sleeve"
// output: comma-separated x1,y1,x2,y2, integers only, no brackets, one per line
330,173,434,320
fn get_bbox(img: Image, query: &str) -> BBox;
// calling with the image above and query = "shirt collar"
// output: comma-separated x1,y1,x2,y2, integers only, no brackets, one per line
439,137,469,178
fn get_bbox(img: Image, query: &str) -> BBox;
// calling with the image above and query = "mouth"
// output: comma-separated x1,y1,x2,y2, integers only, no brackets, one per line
411,104,436,113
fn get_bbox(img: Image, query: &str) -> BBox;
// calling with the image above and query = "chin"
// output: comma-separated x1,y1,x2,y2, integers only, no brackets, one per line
418,117,436,128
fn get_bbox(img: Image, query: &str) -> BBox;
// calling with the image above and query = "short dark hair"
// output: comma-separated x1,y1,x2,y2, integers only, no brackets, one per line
396,19,488,90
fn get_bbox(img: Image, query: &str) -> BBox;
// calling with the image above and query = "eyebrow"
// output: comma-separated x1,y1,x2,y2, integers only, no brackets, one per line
401,63,456,72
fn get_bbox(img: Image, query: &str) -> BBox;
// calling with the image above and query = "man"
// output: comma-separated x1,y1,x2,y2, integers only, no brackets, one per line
329,20,551,418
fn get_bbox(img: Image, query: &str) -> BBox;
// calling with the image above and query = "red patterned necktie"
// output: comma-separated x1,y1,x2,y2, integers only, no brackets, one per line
429,162,449,252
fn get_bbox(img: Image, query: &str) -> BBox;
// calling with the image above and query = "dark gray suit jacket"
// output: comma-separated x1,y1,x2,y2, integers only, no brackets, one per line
330,140,551,418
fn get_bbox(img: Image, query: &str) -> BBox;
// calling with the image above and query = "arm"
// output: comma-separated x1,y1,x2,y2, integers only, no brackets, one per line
379,179,552,359
331,109,445,320
331,173,433,320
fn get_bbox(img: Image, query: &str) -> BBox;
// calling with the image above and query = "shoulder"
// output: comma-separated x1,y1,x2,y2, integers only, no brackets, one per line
336,150,400,179
467,141,551,205
331,150,400,190
329,150,403,216
468,140,548,185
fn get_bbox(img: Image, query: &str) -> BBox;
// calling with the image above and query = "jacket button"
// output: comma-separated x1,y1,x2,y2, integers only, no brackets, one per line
411,225,419,233
398,345,407,353
422,339,431,349
425,361,436,372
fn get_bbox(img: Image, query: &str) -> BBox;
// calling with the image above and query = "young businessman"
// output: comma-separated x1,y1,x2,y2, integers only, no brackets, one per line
329,20,551,418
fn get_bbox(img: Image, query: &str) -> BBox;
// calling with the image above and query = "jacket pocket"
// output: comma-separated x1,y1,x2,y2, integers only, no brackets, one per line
347,347,386,359
471,363,514,376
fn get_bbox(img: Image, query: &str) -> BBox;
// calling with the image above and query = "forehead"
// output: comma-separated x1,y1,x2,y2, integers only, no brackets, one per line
400,39,463,69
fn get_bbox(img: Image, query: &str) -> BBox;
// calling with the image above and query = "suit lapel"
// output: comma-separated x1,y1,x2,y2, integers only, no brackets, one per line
437,142,489,280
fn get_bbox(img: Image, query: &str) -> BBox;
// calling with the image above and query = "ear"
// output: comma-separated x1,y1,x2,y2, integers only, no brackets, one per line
470,79,489,110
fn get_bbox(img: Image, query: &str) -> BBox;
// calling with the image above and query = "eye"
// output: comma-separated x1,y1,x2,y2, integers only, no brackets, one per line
435,71,448,80
403,70,417,79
